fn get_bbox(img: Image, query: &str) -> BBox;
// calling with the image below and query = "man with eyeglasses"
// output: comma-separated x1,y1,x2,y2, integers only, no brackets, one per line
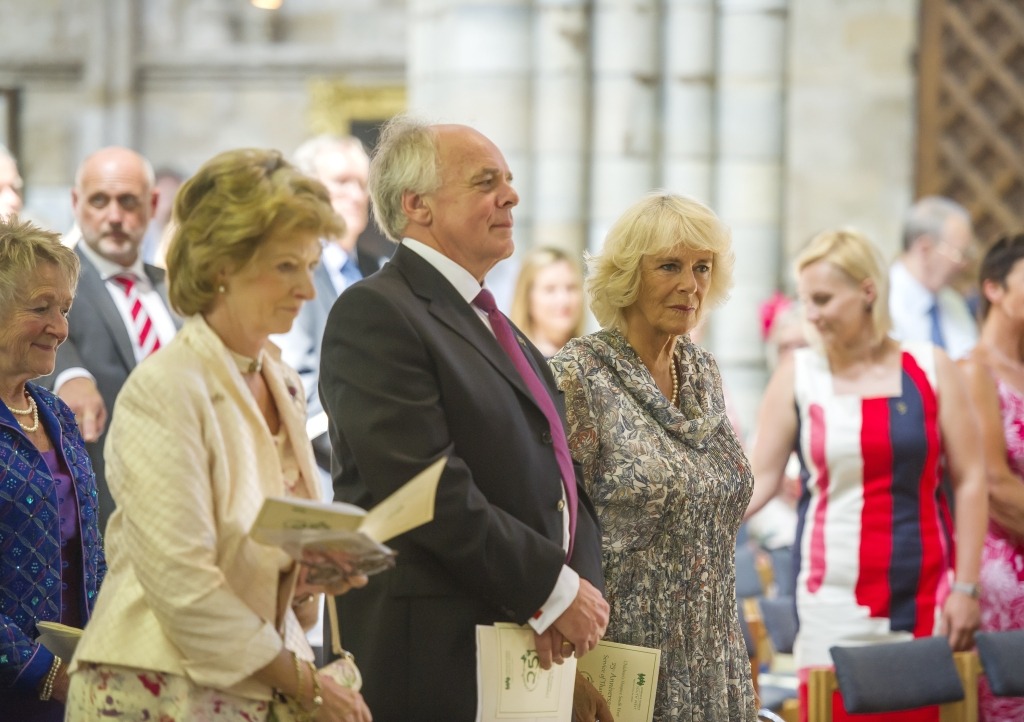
39,147,179,531
889,195,978,360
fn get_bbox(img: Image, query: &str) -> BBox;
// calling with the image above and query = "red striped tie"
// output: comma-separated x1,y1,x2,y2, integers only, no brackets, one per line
111,273,161,358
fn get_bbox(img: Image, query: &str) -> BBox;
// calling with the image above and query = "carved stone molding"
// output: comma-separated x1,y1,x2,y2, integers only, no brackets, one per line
307,78,406,135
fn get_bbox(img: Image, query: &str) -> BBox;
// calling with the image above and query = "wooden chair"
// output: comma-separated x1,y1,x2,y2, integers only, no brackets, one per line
806,639,980,722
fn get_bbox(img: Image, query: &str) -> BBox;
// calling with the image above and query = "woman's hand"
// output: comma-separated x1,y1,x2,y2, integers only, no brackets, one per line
298,550,370,597
941,590,980,651
48,659,71,704
316,672,372,722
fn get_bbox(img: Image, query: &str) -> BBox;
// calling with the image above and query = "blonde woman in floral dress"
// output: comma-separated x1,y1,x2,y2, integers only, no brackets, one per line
550,193,756,721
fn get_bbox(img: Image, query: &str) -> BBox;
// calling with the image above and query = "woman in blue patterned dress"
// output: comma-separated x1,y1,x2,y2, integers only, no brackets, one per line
0,217,107,721
551,192,757,721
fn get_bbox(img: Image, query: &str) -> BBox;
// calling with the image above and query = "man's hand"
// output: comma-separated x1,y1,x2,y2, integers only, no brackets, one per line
553,579,609,658
534,627,574,671
57,377,107,442
573,671,614,722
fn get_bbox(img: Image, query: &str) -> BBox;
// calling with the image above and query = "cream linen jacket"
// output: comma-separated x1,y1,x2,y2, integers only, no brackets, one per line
72,315,322,700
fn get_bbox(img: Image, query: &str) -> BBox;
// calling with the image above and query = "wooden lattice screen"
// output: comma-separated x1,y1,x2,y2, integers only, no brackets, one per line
916,0,1024,243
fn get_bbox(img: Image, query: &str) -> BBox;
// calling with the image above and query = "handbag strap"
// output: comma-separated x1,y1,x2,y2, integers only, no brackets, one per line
326,594,344,656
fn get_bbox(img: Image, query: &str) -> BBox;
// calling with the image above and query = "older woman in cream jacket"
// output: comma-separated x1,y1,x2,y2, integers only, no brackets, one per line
66,149,372,722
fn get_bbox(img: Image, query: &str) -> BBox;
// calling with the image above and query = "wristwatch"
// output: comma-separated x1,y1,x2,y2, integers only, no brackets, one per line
951,581,980,599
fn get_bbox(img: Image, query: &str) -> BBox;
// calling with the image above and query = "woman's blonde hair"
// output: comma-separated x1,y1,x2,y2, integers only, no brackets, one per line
794,228,892,344
509,247,585,339
0,217,79,311
587,192,734,331
166,148,343,316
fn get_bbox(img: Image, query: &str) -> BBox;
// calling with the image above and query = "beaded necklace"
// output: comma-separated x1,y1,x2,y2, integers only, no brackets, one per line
5,392,40,433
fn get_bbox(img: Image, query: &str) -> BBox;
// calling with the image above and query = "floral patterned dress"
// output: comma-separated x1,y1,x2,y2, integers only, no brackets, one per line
978,378,1024,722
551,329,757,722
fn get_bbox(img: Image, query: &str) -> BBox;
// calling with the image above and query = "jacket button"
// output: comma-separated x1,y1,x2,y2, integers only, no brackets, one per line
541,430,552,444
557,500,565,511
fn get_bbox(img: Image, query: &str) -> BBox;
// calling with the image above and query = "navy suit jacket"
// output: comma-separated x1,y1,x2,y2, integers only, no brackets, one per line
38,245,177,530
320,244,604,721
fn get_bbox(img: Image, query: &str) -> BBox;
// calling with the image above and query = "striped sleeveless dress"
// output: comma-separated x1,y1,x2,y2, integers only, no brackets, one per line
791,342,953,671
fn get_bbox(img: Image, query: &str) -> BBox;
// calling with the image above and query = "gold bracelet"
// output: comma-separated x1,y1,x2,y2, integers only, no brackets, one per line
307,660,324,711
291,652,306,701
39,655,62,701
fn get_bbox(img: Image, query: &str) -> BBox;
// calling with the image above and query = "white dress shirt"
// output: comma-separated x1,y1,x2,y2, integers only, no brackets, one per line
402,238,579,633
888,260,977,360
53,237,177,392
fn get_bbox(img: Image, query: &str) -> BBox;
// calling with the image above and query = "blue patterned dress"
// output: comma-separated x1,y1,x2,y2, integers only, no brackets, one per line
1,383,106,720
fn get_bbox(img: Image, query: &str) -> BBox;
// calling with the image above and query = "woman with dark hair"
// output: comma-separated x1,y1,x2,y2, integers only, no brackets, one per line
960,232,1024,722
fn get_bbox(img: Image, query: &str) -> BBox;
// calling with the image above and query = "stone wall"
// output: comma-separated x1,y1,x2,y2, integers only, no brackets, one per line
0,0,406,231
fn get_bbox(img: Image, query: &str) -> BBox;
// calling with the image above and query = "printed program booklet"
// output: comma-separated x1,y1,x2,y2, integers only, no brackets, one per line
251,456,445,582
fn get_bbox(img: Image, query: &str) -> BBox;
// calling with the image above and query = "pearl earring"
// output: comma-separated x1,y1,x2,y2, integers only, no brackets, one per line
218,285,226,293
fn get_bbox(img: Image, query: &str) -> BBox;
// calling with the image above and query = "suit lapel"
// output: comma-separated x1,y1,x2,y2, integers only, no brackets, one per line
263,357,323,501
391,246,541,412
76,247,137,370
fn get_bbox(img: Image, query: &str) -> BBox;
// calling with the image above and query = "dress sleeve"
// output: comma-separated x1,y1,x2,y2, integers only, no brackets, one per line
549,350,601,494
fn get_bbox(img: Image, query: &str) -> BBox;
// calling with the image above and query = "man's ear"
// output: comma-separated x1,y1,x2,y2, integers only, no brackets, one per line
402,190,432,226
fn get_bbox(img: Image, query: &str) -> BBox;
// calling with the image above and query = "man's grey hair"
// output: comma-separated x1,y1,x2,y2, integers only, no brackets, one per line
291,134,369,177
367,115,441,242
902,195,971,251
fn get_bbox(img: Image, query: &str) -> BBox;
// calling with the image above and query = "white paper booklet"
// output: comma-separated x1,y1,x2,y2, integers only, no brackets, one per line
250,456,445,580
577,639,661,722
35,621,83,660
475,623,576,722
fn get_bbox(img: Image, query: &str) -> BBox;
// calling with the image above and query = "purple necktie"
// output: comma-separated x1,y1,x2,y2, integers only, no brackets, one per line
473,289,578,558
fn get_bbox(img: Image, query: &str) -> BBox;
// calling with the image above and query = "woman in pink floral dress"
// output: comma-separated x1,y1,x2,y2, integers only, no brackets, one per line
961,232,1024,722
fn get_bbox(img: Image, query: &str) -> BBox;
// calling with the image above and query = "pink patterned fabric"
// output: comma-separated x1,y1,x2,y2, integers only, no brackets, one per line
978,378,1024,722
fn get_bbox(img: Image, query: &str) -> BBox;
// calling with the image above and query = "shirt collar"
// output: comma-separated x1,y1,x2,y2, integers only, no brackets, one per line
890,260,935,313
321,242,351,273
77,231,149,286
402,238,487,304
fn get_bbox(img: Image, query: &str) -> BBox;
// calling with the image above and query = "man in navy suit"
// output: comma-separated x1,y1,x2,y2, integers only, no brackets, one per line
320,116,609,721
39,147,178,530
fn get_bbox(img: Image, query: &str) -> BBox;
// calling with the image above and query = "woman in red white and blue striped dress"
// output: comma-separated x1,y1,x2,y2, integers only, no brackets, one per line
747,229,988,722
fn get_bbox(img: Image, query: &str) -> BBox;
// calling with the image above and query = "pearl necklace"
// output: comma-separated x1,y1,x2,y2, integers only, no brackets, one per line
5,392,40,433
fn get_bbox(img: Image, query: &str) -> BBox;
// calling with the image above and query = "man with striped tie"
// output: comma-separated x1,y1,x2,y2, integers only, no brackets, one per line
40,147,179,531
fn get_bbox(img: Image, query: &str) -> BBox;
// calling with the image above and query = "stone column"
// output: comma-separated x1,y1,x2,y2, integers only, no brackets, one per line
79,0,140,152
530,0,591,255
661,0,716,203
586,0,660,253
709,0,788,431
408,0,533,227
